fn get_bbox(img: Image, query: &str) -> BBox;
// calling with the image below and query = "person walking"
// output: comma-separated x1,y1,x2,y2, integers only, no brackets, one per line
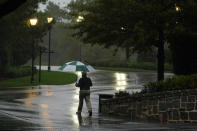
75,72,93,116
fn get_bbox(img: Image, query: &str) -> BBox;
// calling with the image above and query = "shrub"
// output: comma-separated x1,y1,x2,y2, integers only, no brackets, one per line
142,74,197,93
5,66,36,78
115,91,130,98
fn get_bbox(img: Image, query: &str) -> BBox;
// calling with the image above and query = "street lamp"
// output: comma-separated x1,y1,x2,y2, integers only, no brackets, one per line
76,16,84,22
76,16,84,61
175,6,180,12
29,17,38,83
47,17,53,71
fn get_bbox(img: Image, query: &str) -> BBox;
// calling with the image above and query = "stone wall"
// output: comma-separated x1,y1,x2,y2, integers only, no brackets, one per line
100,89,197,123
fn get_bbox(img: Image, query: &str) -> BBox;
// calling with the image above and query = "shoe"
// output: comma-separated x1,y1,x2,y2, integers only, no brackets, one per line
89,111,92,116
76,112,81,115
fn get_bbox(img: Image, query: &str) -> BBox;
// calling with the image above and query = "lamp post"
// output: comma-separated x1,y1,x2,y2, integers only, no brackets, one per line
47,17,53,71
76,16,84,61
29,18,38,83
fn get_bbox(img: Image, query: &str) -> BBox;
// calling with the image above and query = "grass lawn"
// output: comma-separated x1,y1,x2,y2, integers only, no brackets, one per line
95,66,156,72
0,71,77,88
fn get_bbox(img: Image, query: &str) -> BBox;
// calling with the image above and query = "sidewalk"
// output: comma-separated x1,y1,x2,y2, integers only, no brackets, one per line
0,70,197,130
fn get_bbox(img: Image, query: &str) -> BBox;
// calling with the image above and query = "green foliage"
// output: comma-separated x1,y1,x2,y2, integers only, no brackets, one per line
0,0,50,77
0,71,77,88
65,0,181,81
5,66,35,78
168,0,197,75
115,91,130,98
142,74,197,93
44,2,66,21
0,46,10,75
66,0,140,49
169,33,197,75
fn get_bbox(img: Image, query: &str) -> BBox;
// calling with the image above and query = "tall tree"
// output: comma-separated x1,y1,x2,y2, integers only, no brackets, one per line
0,0,48,76
66,0,178,81
66,0,141,60
168,0,197,75
132,0,177,80
66,0,197,79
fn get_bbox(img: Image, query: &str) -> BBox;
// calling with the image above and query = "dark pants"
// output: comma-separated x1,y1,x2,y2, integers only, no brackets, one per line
78,90,92,113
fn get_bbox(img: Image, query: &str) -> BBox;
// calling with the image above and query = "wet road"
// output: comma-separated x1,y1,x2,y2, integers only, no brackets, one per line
1,67,197,131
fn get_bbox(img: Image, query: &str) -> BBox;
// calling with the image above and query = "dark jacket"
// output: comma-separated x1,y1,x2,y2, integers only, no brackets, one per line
75,76,92,90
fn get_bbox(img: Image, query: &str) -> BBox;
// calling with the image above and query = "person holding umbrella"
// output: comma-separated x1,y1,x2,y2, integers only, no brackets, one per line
75,72,93,116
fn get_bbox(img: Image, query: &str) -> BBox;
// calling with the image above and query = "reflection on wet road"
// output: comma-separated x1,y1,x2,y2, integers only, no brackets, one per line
1,68,196,130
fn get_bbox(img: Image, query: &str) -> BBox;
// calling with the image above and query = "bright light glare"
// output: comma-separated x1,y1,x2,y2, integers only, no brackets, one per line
72,114,80,126
117,81,126,86
76,71,82,78
29,18,38,26
115,73,126,81
115,73,127,91
175,6,180,11
76,16,84,22
47,17,53,23
115,86,126,91
121,27,125,30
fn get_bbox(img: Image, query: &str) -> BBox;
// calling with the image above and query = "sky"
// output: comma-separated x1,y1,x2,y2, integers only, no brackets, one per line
39,0,71,11
49,0,71,7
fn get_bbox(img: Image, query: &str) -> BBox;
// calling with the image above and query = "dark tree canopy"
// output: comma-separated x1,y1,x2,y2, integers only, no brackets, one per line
66,0,197,79
0,0,49,77
0,0,27,18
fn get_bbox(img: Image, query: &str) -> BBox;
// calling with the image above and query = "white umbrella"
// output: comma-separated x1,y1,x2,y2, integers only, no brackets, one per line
59,61,95,72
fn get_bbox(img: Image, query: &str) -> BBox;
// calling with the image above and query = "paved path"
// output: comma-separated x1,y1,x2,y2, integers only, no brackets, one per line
1,68,197,130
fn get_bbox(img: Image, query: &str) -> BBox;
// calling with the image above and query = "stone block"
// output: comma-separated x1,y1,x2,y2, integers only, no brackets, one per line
195,102,197,110
159,98,166,103
186,103,195,111
166,102,173,108
153,106,158,114
159,103,167,111
188,96,196,102
147,114,160,122
189,112,197,120
168,120,178,123
191,121,197,123
137,104,142,115
181,96,187,102
149,109,152,115
181,103,186,109
153,100,158,105
160,112,167,123
173,101,180,108
168,111,173,120
148,100,152,105
183,120,192,123
173,110,179,120
130,110,136,120
180,112,188,120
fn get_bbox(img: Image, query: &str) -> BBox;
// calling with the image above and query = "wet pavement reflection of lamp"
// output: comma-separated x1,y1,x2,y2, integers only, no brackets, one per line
29,18,38,83
47,17,53,71
115,73,128,91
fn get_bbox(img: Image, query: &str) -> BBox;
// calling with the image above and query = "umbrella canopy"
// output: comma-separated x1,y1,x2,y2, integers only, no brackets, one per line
59,61,95,72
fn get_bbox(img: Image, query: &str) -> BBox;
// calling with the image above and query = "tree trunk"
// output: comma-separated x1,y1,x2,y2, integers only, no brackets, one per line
125,46,130,60
157,30,165,81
